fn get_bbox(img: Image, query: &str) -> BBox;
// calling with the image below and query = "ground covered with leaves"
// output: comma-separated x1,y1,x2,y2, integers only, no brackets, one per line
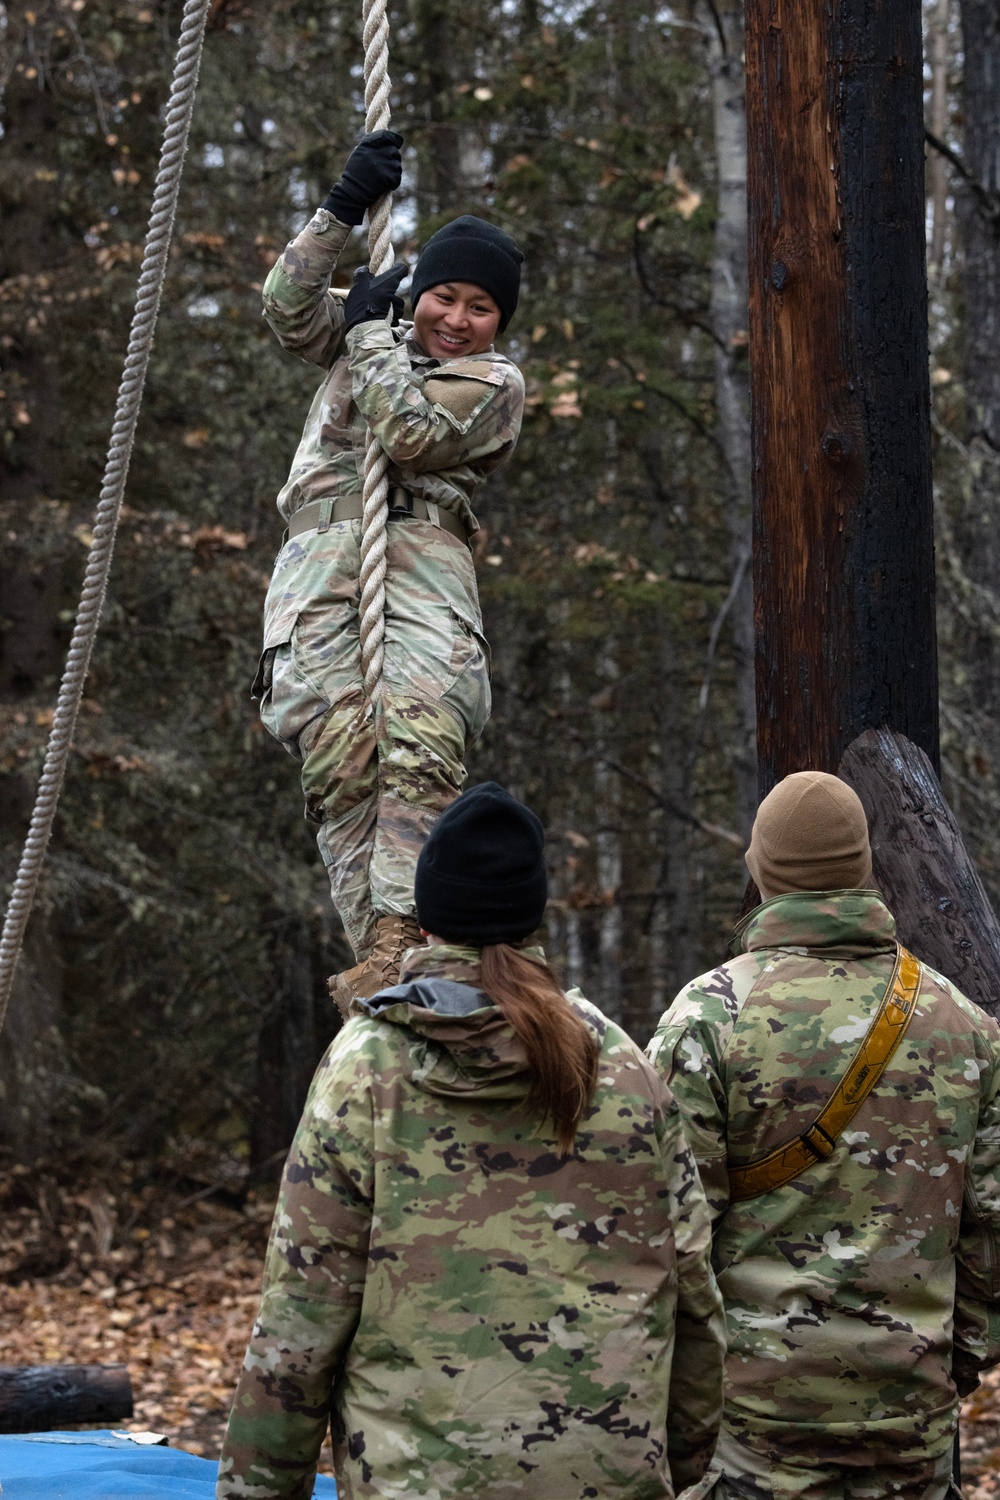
0,1153,343,1465
0,1156,997,1489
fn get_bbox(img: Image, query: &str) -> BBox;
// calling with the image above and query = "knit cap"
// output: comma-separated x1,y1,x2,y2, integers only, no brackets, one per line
410,216,524,333
745,771,873,899
415,782,548,945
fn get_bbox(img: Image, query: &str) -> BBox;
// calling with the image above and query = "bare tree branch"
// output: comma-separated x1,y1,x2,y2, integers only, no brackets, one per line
925,128,1000,226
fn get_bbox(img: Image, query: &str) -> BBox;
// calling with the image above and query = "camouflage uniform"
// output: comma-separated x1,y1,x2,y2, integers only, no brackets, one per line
217,943,727,1499
646,890,1000,1500
257,211,525,957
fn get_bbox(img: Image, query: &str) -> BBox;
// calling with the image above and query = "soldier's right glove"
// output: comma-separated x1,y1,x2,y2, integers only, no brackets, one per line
323,131,403,226
344,263,408,333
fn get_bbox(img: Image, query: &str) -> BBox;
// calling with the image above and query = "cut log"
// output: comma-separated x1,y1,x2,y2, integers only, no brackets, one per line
0,1363,133,1433
838,728,1000,1021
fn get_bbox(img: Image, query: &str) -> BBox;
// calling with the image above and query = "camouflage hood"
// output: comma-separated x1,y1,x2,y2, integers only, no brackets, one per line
734,887,897,960
354,942,539,1101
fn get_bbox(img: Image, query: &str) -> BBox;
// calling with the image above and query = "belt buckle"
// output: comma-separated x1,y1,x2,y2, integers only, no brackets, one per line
387,485,413,520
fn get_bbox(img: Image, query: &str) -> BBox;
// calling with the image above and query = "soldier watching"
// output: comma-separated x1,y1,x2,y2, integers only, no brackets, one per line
648,770,1000,1500
218,782,727,1500
253,130,526,1009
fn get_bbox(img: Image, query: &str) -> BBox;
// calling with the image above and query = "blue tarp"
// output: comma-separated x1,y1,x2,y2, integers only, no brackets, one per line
0,1431,338,1498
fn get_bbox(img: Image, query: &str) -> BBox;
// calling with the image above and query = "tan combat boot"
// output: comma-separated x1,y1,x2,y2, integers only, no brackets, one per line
328,913,425,1018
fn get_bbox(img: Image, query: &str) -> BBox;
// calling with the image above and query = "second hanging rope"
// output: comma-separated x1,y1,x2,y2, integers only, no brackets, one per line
357,0,395,703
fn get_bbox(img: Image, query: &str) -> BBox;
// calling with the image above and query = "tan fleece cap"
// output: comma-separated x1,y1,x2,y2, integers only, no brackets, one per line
745,771,873,899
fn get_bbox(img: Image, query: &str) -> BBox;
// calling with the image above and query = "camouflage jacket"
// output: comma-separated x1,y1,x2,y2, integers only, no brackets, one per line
262,210,526,534
647,890,1000,1470
218,943,726,1500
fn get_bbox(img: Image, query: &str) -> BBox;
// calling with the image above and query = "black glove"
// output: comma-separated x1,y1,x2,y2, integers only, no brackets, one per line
344,263,408,333
323,131,403,226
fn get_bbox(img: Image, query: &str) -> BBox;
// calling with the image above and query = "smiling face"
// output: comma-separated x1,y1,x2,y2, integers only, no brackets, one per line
412,281,502,360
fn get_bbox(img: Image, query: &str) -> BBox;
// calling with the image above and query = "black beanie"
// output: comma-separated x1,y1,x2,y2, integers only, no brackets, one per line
410,216,524,333
415,782,548,945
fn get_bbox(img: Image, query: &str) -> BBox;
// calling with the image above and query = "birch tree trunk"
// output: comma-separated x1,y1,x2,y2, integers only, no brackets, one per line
699,0,756,835
927,0,952,273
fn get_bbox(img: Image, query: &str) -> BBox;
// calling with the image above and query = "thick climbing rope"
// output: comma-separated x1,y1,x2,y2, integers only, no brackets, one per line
357,0,394,703
0,0,213,1030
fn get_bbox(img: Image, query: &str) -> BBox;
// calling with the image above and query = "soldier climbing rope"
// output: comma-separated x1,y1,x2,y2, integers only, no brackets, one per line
0,0,397,1024
0,0,526,1023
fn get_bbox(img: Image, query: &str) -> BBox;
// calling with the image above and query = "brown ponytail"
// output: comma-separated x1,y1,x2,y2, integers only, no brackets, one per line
479,944,599,1155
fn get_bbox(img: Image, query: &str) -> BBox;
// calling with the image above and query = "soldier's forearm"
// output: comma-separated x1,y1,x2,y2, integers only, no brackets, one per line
261,209,353,367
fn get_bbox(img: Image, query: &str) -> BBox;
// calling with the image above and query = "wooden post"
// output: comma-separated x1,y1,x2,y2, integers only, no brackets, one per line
744,3,1000,1013
746,0,939,794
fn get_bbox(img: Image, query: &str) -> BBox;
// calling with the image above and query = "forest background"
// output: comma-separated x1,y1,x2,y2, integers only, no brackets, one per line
0,0,997,1199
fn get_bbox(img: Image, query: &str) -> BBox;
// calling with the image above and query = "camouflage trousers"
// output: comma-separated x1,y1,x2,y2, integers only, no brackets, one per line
257,516,490,958
684,1429,961,1500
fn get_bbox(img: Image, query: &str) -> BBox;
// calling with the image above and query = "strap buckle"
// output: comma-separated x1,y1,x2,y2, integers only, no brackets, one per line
800,1122,837,1161
387,484,413,518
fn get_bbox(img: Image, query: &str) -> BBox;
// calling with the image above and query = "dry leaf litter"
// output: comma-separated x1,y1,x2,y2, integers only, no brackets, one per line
0,1154,333,1471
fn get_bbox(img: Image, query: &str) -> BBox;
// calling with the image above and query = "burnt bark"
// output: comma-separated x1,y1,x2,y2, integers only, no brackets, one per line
0,1364,132,1433
839,728,1000,1020
951,1,1000,808
746,0,938,795
958,1,1000,470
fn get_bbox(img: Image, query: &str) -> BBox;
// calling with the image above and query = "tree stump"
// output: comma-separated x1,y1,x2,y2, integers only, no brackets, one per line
838,728,1000,1021
0,1363,133,1433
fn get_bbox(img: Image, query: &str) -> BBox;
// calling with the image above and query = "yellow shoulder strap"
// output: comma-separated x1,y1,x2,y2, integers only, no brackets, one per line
727,945,922,1204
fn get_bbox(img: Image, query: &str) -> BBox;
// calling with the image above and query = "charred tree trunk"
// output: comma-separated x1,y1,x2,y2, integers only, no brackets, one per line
949,0,1000,865
958,1,1000,476
743,7,1000,1010
746,0,938,795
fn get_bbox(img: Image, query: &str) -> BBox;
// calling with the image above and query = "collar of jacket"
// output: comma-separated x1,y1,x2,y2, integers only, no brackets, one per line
733,888,897,959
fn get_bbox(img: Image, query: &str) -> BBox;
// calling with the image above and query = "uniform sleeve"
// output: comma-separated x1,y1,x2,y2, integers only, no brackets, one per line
647,971,742,1227
262,208,354,369
217,1046,374,1500
953,1039,1000,1395
346,321,525,473
658,1090,727,1492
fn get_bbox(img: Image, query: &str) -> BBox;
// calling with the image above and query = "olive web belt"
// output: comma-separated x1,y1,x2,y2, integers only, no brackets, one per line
287,492,470,547
727,944,922,1203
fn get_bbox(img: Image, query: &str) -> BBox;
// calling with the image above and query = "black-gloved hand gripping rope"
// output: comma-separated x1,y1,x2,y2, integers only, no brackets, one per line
344,262,408,332
323,130,403,227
